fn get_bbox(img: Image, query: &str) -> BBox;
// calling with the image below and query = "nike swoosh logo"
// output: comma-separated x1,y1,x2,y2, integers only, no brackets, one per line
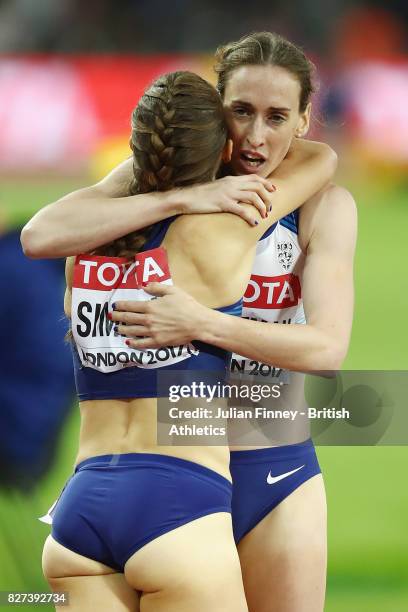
266,464,305,485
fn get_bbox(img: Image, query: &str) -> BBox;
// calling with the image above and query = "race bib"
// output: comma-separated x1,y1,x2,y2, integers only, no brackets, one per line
71,248,199,373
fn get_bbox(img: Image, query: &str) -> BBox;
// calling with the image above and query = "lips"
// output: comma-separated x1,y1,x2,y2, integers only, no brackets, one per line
240,149,266,162
237,149,267,173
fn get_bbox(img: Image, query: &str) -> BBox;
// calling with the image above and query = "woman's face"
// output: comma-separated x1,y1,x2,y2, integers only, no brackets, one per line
223,64,311,177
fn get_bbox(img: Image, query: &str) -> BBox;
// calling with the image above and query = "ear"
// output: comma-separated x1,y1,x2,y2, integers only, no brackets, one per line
222,138,233,163
295,103,312,138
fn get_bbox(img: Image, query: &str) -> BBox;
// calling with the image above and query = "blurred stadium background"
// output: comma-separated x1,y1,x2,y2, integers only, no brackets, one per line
0,0,407,610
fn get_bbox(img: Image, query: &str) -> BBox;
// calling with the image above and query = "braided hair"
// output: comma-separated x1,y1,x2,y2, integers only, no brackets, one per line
97,71,228,258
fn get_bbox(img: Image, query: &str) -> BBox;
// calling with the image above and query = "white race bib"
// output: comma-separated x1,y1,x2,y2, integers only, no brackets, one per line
71,248,199,373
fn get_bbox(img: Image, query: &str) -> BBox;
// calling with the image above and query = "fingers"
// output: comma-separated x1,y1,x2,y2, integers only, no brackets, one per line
225,202,260,226
111,311,147,325
125,337,160,350
248,181,276,205
227,177,276,219
235,174,276,192
112,300,149,313
112,284,173,313
241,182,275,211
214,175,277,221
116,324,150,337
249,174,275,191
238,190,269,218
142,282,175,297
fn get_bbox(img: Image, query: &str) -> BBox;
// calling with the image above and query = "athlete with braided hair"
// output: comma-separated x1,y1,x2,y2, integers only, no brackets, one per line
26,33,358,612
109,36,356,612
39,70,335,611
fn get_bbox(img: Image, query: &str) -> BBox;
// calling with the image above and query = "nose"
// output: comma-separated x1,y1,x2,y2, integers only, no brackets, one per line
246,116,265,148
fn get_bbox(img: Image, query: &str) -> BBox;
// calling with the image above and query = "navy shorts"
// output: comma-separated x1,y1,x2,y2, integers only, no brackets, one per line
230,439,321,543
51,453,232,571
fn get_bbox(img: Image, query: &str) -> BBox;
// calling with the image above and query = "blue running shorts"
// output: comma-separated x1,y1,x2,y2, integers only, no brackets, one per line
51,453,232,571
230,439,321,543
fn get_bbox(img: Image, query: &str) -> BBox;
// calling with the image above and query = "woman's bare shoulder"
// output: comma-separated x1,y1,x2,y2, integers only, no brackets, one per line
299,183,356,251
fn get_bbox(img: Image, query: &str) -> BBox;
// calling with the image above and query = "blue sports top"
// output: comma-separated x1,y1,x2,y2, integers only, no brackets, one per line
72,216,243,401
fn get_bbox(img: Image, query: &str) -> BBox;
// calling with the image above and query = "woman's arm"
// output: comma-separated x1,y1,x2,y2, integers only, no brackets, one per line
200,186,356,371
213,139,338,244
20,158,275,259
113,185,357,372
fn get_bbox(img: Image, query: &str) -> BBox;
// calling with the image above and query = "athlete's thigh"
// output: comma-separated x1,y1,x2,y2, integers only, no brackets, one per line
125,513,248,612
43,535,139,612
237,475,327,612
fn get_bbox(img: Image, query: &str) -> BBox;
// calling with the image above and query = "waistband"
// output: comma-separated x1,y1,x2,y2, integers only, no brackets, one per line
229,439,315,464
75,452,232,491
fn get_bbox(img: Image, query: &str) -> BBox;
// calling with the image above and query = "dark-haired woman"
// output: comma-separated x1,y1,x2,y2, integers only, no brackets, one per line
38,70,335,612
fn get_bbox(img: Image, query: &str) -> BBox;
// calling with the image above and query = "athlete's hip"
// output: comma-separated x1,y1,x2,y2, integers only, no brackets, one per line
75,446,232,483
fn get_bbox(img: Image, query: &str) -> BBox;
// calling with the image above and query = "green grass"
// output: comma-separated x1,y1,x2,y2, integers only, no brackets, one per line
325,589,408,612
0,406,79,610
1,179,407,610
345,185,408,369
1,176,86,229
319,447,408,578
